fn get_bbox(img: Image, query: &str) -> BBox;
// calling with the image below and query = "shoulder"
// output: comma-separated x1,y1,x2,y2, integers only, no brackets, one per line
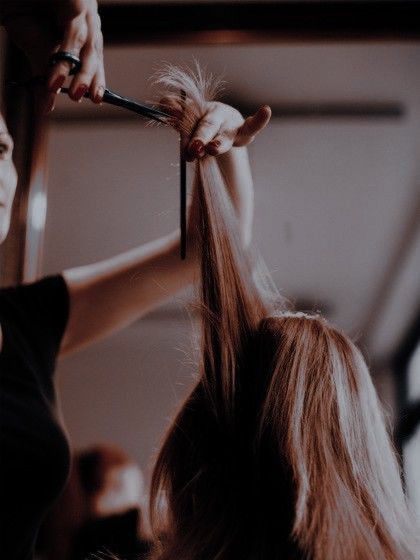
0,274,70,358
1,275,69,323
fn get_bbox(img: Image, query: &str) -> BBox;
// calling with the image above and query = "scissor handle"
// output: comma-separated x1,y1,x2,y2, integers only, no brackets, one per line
59,86,170,124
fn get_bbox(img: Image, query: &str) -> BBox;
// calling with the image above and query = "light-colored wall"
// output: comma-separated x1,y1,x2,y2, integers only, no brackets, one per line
42,43,420,495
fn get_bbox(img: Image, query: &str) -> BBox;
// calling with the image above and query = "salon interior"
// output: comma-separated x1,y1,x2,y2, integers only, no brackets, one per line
1,2,419,559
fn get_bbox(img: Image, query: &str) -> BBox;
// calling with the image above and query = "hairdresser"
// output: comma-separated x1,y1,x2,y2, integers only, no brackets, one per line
0,3,271,559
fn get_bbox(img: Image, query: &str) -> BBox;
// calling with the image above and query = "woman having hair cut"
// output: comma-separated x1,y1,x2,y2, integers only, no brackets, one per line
150,67,420,560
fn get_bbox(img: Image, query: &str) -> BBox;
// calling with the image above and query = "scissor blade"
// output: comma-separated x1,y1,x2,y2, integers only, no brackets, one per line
58,86,171,124
102,88,171,124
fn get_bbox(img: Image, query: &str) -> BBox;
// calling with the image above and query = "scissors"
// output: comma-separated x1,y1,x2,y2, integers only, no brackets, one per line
59,85,172,125
9,50,188,259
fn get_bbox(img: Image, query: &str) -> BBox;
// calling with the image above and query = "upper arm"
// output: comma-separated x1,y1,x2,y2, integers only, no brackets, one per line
60,232,194,356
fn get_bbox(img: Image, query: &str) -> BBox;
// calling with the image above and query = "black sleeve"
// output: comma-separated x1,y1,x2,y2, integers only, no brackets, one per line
2,274,70,375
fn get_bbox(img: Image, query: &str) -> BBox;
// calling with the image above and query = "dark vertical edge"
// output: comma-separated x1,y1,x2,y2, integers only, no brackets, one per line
180,89,187,260
0,40,49,287
180,138,187,260
393,309,420,465
0,41,32,286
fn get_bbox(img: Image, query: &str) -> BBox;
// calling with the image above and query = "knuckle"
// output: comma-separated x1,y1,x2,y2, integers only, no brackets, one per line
96,31,104,46
207,101,219,112
95,39,103,56
84,38,96,53
200,117,217,128
220,128,235,141
70,22,88,50
76,72,91,85
72,33,86,51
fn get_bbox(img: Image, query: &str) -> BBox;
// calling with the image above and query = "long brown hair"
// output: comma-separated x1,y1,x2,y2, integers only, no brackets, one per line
149,65,419,560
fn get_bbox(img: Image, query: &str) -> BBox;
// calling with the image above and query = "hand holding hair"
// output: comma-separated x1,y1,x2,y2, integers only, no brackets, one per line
159,97,271,161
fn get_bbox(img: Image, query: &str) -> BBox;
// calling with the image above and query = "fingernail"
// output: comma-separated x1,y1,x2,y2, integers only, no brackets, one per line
44,97,55,115
74,84,88,102
189,139,204,157
206,141,221,155
49,75,65,93
94,86,105,104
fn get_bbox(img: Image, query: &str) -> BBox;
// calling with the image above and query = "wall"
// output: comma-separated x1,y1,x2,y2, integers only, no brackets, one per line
42,42,420,493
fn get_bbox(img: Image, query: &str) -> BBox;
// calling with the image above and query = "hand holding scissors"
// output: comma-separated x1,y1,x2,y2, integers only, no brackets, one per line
1,0,105,112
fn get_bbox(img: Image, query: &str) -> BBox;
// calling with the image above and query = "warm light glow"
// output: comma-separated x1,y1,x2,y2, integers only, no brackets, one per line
408,343,420,401
190,30,260,45
30,190,47,232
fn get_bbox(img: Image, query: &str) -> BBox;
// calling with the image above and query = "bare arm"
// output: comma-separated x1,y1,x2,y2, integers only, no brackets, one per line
60,106,271,356
217,146,254,246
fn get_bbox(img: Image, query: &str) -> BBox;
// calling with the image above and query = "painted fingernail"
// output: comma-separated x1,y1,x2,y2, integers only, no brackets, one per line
74,84,88,102
206,140,221,155
94,86,105,104
44,98,55,115
189,139,204,157
49,75,65,93
208,140,221,149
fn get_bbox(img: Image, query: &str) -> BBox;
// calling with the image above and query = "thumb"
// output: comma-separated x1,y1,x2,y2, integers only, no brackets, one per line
234,105,272,146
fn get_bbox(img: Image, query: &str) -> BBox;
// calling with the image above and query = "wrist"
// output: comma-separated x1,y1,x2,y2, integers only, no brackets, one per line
165,230,200,280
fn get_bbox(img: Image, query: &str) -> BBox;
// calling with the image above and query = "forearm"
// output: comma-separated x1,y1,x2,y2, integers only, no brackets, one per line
61,146,254,355
216,146,254,246
61,232,197,355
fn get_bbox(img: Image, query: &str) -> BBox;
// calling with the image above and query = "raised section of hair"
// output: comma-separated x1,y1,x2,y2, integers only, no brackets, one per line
149,63,420,560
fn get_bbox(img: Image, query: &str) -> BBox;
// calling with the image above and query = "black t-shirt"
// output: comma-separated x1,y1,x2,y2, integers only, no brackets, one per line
0,275,71,560
72,508,151,560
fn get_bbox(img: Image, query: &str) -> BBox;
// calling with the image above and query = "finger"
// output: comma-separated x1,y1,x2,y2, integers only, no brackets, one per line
47,16,88,94
44,92,56,114
187,115,222,159
68,42,98,101
91,64,106,104
69,9,103,101
87,14,105,104
37,87,56,115
234,105,272,147
205,133,233,157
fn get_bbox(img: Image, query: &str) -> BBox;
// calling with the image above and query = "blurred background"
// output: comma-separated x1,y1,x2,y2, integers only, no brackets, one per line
1,0,420,554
